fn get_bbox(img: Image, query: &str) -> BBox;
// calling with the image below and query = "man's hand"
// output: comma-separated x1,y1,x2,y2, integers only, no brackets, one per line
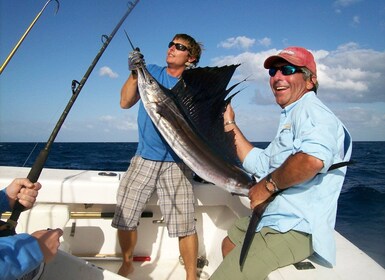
5,178,41,210
128,50,144,72
223,103,235,125
32,228,63,263
248,181,272,209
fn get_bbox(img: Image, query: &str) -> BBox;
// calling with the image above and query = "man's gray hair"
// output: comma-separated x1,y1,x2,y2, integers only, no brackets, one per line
301,67,319,93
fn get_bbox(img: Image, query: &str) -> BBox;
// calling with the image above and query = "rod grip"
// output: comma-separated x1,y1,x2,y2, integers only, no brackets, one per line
8,148,49,224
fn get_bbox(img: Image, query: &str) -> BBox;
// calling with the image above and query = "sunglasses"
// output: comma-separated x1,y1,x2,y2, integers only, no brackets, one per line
269,65,303,77
168,41,189,52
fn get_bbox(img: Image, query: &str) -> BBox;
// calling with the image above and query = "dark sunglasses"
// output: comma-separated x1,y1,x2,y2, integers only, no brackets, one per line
269,65,303,77
168,41,189,52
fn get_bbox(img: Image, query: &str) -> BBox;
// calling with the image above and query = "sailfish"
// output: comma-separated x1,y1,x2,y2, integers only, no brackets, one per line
135,62,268,268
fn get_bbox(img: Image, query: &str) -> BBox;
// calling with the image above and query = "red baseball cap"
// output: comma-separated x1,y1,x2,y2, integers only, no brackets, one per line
264,47,317,75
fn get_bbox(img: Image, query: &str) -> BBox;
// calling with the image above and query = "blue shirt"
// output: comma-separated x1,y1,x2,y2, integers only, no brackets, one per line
243,92,352,266
0,188,43,279
135,64,180,162
0,188,10,213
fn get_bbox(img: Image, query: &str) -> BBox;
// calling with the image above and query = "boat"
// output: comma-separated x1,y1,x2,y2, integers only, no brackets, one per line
1,165,384,279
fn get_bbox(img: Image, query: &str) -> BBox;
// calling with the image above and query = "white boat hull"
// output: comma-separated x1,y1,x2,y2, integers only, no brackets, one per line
1,166,384,279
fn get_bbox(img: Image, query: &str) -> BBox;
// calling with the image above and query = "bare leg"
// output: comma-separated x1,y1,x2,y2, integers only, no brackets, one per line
179,233,198,280
221,236,236,258
117,229,137,277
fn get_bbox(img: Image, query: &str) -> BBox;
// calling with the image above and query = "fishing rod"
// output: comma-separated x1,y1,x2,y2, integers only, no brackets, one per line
0,0,140,236
0,0,60,75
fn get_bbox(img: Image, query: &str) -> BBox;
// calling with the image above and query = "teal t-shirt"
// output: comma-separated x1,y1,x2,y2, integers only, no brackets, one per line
135,64,180,162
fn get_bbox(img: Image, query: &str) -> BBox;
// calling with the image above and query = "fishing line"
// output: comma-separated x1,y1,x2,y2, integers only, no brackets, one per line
20,87,72,168
0,0,60,75
0,0,141,236
22,143,39,168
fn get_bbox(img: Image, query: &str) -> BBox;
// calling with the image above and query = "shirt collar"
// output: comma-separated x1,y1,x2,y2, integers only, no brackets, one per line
281,91,316,116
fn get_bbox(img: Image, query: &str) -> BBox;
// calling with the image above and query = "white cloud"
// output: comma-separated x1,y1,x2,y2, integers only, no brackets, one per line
333,0,362,8
258,37,272,48
99,115,115,121
218,36,256,50
209,41,385,141
211,43,385,104
218,36,272,50
342,106,384,128
99,114,137,131
333,0,362,13
352,15,360,24
332,106,385,140
316,44,385,103
99,66,119,79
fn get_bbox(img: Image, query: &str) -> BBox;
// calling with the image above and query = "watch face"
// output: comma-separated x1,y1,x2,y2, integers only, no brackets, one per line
267,176,279,193
265,181,274,193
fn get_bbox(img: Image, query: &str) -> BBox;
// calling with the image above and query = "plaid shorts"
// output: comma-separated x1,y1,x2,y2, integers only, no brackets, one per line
112,156,196,238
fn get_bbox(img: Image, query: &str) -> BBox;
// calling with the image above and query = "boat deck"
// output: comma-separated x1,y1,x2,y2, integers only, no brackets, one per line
1,166,384,279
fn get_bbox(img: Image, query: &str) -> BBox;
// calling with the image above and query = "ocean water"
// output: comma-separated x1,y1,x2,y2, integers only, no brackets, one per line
0,141,384,267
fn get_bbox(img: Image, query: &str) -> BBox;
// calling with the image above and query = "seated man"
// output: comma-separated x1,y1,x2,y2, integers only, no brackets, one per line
211,46,352,280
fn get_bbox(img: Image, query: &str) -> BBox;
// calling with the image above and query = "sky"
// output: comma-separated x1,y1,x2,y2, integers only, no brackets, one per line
1,0,384,143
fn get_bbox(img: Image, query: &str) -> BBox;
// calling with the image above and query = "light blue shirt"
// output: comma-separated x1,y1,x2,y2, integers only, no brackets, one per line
243,92,352,266
136,64,180,162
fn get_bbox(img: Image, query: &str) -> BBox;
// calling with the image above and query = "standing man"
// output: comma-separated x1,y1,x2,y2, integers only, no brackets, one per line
112,34,203,280
211,47,352,279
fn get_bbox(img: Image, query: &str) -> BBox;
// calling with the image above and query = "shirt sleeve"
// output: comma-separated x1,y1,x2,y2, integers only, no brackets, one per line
0,233,43,280
1,188,11,213
291,101,340,173
242,147,270,178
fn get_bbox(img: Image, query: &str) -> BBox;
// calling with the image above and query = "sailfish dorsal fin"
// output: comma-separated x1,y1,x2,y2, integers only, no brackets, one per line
166,65,243,165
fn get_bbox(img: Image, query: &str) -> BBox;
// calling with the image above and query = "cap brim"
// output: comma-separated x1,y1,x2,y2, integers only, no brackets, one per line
264,54,305,69
264,55,284,69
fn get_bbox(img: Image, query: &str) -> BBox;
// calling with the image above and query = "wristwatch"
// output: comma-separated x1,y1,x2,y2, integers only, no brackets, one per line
265,174,280,193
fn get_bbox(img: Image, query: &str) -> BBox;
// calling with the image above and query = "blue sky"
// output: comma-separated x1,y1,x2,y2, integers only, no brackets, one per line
1,0,384,142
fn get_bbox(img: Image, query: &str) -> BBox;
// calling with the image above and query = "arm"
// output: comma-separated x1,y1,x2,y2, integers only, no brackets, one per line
223,104,254,162
0,234,43,279
0,229,63,279
224,104,324,208
120,73,141,109
248,152,324,209
120,50,145,109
